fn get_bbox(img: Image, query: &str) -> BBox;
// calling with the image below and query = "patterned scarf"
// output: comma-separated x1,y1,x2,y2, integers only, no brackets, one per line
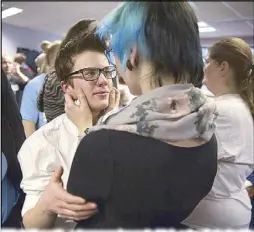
88,84,217,143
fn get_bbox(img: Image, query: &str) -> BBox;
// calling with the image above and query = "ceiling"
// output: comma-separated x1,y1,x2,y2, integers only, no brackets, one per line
2,1,254,39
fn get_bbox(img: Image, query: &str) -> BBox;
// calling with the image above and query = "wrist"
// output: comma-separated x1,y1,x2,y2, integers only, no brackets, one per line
36,198,55,216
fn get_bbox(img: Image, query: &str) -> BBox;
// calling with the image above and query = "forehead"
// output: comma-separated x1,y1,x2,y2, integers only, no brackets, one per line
71,50,109,71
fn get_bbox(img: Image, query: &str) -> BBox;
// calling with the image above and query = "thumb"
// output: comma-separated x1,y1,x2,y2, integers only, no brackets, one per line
51,166,64,183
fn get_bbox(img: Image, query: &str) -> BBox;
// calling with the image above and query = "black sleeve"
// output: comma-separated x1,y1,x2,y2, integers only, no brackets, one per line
1,70,26,191
67,130,113,209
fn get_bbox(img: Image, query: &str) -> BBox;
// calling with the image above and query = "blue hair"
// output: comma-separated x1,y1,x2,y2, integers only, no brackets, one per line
96,2,150,70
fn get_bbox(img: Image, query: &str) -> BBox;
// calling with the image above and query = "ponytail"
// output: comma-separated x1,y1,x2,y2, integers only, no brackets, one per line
240,65,254,118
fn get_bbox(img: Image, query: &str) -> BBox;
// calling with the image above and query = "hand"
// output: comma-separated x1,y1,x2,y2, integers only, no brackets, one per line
37,167,98,221
105,87,120,114
65,89,93,136
10,63,21,76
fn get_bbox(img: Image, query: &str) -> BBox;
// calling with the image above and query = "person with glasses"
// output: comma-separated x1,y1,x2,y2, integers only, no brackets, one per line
17,20,119,229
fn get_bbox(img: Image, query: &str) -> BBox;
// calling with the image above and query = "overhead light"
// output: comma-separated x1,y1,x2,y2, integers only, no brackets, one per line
2,7,23,19
199,27,216,33
198,21,208,28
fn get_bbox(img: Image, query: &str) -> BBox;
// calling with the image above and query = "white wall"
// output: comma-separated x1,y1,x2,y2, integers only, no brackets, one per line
200,36,254,47
2,22,62,57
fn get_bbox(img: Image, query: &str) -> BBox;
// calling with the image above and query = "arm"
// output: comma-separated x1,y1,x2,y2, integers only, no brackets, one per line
18,140,57,228
22,121,36,138
1,70,26,152
20,83,39,137
67,130,113,214
18,137,94,229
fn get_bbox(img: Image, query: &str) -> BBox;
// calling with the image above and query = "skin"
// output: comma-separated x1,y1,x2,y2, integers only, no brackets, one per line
202,55,237,96
22,121,36,138
62,51,112,112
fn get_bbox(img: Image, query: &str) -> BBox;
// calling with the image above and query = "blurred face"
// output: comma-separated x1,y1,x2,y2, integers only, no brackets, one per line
202,56,223,95
2,56,11,73
64,51,113,112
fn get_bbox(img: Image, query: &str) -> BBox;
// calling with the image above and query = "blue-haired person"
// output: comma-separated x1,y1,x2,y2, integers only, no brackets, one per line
66,2,218,229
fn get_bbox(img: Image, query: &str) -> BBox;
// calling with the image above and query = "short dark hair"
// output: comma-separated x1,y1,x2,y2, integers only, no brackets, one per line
55,19,106,83
14,53,26,64
96,2,204,86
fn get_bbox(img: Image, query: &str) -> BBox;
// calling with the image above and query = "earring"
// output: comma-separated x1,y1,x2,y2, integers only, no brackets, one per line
126,60,133,71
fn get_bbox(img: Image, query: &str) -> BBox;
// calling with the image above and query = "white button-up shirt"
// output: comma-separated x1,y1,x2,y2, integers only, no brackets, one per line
18,114,80,228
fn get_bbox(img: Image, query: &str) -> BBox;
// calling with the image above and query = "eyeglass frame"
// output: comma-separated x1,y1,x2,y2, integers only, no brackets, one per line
65,65,117,82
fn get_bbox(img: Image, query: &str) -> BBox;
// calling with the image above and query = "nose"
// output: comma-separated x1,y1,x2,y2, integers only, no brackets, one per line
96,72,108,86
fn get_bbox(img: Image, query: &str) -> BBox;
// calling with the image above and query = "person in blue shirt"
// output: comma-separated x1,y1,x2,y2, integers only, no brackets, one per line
20,41,61,137
247,172,254,229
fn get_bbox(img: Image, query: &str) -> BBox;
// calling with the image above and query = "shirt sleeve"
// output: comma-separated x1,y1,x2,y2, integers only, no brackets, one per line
214,106,242,161
67,130,113,210
18,136,59,216
20,82,39,124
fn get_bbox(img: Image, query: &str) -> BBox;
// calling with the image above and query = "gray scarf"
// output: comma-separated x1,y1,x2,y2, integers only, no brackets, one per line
88,84,217,142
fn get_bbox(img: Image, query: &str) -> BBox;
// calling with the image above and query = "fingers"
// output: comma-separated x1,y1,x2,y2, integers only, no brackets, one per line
58,203,98,221
59,190,86,205
60,201,97,212
64,93,75,109
107,88,120,112
50,167,64,183
108,88,116,109
76,88,89,108
59,208,97,221
114,88,120,107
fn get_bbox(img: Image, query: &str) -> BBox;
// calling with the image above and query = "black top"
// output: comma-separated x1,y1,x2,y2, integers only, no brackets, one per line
1,70,26,227
1,70,26,189
67,129,217,229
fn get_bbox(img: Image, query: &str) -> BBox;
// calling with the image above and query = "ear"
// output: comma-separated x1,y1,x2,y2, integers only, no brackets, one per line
61,81,73,94
219,61,230,77
128,45,138,69
60,81,68,93
61,81,77,100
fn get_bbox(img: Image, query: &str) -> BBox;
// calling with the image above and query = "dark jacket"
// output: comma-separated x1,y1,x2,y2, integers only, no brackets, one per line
1,70,26,227
67,129,217,229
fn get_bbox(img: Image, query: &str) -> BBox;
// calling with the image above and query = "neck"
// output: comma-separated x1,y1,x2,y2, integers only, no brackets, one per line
92,111,101,125
140,74,176,94
214,86,238,97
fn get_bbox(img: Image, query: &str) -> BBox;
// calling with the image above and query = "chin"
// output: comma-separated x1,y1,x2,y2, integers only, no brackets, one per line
91,100,109,112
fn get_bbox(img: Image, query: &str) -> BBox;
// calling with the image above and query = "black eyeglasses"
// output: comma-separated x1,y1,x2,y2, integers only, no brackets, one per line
66,66,117,81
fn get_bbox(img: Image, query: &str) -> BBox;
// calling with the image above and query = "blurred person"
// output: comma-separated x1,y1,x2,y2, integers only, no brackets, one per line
20,41,61,137
2,54,12,73
183,38,254,229
37,70,65,123
18,19,119,229
14,53,34,79
66,2,218,229
34,40,51,75
1,70,26,228
2,54,30,107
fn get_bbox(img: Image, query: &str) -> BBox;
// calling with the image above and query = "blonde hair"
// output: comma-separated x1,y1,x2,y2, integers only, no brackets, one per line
35,40,61,74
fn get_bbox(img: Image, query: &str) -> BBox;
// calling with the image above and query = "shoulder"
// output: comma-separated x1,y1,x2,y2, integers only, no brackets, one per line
215,96,253,126
24,74,45,91
18,115,68,169
18,114,66,154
